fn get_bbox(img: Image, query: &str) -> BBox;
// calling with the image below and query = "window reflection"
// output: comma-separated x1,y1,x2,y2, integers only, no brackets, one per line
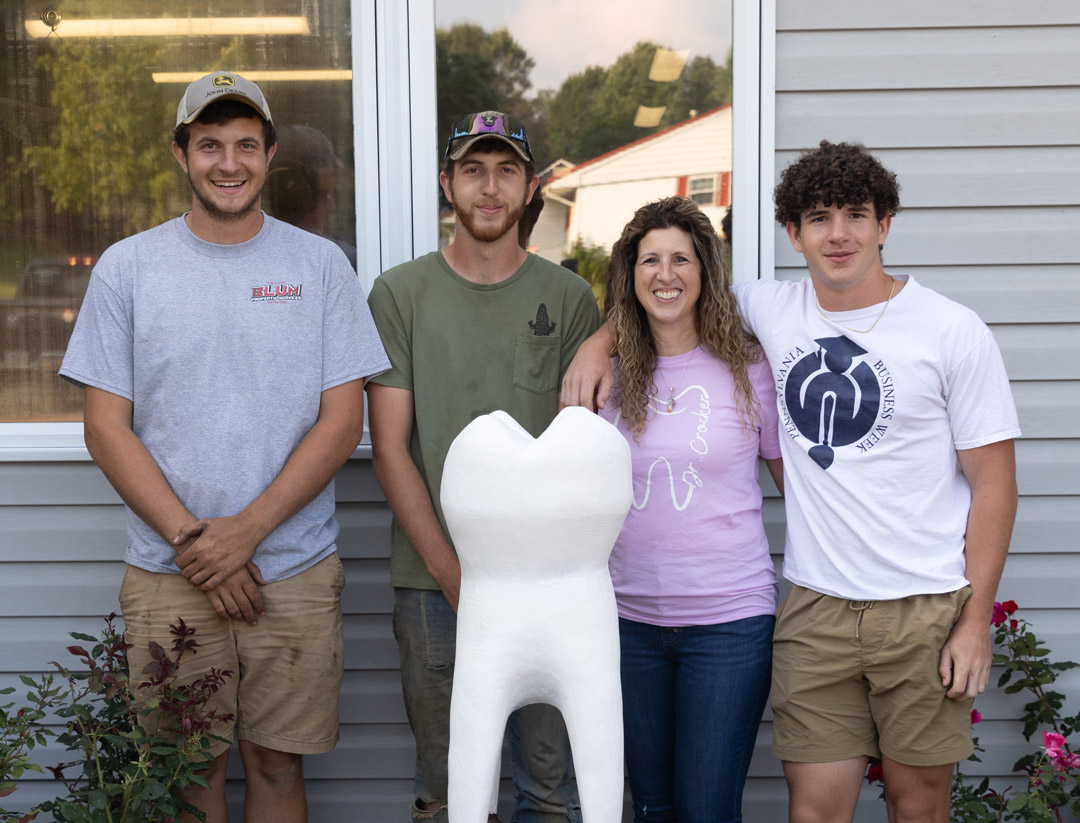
435,0,733,288
0,2,354,422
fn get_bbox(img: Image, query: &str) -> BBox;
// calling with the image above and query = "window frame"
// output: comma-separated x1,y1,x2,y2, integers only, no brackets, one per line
0,0,776,460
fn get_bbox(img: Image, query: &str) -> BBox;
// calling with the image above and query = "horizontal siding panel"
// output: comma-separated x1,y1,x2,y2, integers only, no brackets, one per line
774,207,1080,267
0,614,399,672
0,559,395,617
1015,440,1080,493
901,267,1080,324
779,27,1080,91
774,266,1080,324
777,1,1080,30
774,147,1080,208
775,88,1080,149
0,459,389,505
993,326,1080,380
0,501,390,563
997,555,1080,609
1012,381,1080,437
1012,496,1080,552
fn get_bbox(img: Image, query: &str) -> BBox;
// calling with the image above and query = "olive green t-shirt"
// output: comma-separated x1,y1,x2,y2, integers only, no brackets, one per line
367,251,601,589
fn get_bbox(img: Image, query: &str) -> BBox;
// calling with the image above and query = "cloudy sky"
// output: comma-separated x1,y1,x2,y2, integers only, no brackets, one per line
436,0,734,93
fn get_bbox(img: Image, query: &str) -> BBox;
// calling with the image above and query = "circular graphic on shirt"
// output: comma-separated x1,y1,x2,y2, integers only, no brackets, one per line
778,335,894,469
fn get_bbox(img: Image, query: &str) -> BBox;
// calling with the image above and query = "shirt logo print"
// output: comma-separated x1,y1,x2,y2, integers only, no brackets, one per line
528,303,556,336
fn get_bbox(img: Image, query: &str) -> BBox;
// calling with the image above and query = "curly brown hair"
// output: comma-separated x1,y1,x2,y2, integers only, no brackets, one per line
774,140,900,227
603,197,762,439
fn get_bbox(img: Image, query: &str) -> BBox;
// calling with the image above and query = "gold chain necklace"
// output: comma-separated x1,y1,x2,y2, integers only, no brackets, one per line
813,277,896,334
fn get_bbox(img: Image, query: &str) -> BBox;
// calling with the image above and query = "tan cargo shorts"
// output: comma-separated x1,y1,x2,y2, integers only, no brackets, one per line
771,584,975,767
120,553,345,757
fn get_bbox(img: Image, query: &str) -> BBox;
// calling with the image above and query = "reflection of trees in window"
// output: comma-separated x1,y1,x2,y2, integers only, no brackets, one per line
436,26,731,169
0,2,354,421
26,40,179,237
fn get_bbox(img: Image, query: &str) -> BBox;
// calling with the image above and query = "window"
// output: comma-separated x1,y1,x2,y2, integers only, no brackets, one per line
0,2,356,423
432,0,735,277
689,175,716,206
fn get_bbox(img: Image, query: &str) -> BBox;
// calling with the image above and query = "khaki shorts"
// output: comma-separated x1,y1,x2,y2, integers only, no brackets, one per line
771,584,974,767
120,553,345,757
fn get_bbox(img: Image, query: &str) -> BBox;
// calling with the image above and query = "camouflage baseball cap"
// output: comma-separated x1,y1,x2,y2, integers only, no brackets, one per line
175,71,272,129
445,111,533,164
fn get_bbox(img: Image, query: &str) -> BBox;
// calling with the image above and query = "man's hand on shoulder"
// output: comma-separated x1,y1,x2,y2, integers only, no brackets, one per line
203,562,268,625
174,513,262,591
939,611,992,701
560,324,614,412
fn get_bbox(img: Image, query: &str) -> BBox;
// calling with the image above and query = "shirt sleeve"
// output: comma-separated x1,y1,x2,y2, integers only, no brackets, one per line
365,273,414,391
321,250,391,390
558,278,602,378
946,327,1022,450
750,357,782,459
57,257,135,400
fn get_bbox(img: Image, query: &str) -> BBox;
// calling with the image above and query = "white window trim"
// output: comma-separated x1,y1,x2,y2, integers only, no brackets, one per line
0,0,776,460
732,0,776,285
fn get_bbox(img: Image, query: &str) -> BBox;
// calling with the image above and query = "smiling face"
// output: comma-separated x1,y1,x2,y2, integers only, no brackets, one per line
172,116,275,241
633,226,702,354
440,147,537,244
786,200,892,310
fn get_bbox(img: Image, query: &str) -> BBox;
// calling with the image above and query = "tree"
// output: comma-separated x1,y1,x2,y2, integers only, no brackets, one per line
435,24,535,157
23,40,179,237
542,42,732,164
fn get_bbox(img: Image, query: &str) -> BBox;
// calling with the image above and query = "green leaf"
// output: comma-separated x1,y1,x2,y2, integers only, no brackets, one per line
1005,793,1030,812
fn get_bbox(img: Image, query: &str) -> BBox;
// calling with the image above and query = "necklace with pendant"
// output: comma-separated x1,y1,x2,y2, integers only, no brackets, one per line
649,347,698,413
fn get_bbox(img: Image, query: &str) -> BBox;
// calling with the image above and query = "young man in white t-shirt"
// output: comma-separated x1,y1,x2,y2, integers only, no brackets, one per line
561,141,1020,823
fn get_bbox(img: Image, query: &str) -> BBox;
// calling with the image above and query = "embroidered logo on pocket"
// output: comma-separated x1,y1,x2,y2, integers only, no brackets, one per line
528,303,556,336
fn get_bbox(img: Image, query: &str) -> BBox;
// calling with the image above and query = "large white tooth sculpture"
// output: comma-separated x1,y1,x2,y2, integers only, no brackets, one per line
441,407,633,823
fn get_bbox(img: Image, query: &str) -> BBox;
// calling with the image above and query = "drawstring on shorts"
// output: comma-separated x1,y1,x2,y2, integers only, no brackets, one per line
849,600,874,638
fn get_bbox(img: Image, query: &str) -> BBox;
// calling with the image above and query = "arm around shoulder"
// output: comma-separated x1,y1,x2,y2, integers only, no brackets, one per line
560,321,615,412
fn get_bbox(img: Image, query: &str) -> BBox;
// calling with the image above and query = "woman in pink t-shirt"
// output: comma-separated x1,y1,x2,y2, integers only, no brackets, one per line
599,197,783,823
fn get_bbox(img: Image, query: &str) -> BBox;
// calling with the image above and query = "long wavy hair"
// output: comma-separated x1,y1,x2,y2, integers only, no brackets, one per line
603,196,762,439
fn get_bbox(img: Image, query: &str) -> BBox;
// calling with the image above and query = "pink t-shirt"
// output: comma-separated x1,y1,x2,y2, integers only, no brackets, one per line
600,347,781,626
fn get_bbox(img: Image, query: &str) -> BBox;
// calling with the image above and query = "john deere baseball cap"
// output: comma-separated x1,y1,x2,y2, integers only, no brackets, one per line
445,111,533,164
175,71,272,129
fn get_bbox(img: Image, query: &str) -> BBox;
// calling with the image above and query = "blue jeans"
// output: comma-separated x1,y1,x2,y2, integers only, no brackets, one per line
619,614,774,823
394,588,582,823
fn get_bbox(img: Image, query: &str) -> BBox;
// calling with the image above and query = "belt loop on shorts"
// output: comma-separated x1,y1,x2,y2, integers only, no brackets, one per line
849,600,874,638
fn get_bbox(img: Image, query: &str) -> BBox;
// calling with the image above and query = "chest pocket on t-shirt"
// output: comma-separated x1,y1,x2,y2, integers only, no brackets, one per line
513,332,561,395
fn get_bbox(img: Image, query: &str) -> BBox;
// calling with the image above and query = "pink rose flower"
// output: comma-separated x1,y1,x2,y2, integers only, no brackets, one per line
1043,731,1066,759
865,761,884,784
970,709,982,724
991,602,1007,627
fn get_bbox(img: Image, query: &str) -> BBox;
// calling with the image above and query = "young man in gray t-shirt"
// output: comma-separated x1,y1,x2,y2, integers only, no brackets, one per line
60,71,389,823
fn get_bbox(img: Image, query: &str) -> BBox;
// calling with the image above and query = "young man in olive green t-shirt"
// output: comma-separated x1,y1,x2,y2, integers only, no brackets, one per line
366,112,599,823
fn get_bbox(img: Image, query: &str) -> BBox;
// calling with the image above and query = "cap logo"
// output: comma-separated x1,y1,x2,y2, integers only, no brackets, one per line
212,74,235,87
477,114,504,133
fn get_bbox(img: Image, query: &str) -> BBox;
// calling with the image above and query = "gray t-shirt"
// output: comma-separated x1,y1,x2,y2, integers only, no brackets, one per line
60,214,390,582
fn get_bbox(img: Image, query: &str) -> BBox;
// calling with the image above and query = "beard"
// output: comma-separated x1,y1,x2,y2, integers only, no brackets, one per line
188,175,263,223
451,192,528,244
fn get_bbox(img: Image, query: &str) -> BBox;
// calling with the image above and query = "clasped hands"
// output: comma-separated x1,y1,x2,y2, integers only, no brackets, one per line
173,512,267,625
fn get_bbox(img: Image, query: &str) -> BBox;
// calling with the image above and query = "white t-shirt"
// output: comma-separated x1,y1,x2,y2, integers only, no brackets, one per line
736,275,1021,600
